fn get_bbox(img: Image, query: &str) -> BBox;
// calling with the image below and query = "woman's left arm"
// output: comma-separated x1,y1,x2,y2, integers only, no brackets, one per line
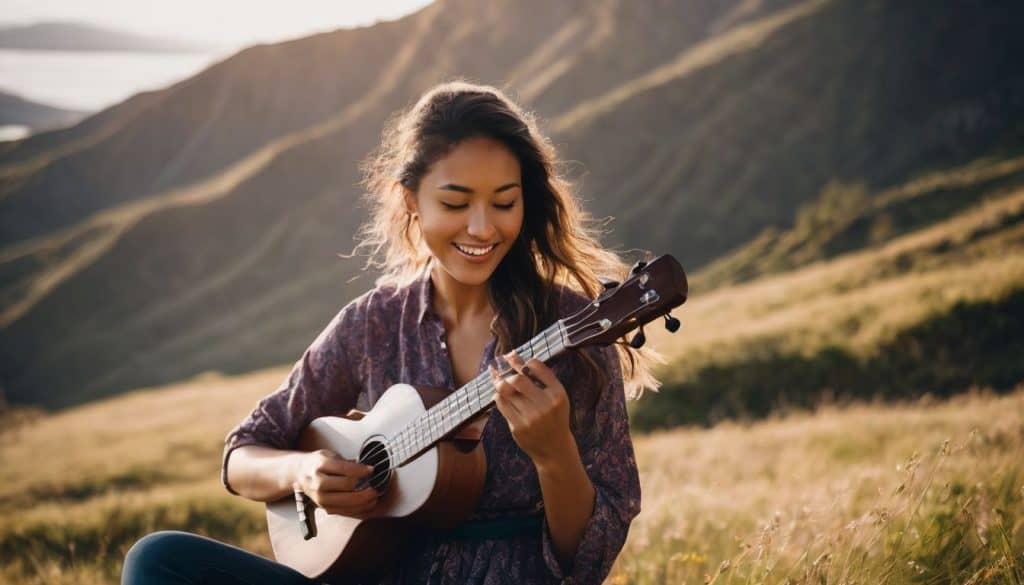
494,347,641,584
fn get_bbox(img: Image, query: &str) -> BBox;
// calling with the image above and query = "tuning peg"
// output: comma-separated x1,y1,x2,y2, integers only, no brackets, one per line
664,313,681,332
600,279,620,290
630,260,648,275
629,326,646,349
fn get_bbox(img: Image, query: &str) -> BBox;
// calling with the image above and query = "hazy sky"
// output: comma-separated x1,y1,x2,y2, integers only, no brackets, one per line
0,1,435,48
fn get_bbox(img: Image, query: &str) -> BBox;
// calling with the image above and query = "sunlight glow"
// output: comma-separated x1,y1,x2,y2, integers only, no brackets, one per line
0,1,435,48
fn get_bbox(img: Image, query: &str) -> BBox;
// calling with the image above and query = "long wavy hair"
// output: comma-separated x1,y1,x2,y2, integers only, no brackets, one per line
355,80,660,401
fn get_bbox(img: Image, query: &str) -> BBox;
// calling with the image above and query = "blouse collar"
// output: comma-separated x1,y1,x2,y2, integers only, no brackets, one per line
413,261,436,326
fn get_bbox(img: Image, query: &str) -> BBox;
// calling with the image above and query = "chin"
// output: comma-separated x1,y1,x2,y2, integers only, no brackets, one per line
444,262,497,286
436,249,506,286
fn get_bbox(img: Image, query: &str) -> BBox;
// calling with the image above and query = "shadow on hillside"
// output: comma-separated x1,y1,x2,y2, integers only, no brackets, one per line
632,288,1024,430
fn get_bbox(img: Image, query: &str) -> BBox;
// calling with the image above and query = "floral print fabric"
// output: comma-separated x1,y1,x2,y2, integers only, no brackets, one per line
222,268,641,584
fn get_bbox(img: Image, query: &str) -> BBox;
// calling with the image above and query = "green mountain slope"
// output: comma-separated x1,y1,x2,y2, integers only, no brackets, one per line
633,155,1024,429
3,0,1024,410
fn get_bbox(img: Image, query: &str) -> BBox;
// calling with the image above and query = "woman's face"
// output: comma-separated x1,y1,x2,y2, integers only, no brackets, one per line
408,136,525,287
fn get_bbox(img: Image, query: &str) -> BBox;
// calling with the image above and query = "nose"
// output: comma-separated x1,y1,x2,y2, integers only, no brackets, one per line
466,204,497,241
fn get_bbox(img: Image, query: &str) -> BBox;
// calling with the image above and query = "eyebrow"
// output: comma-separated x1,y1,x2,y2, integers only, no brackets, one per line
437,182,520,194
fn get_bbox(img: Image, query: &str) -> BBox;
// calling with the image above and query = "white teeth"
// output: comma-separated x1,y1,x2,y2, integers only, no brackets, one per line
454,243,496,256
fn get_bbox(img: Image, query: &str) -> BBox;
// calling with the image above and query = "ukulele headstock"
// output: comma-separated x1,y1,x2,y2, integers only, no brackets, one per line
561,255,688,349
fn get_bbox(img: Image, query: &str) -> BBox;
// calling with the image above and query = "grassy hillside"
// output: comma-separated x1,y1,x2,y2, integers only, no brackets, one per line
616,389,1024,584
1,368,1020,583
695,155,1024,290
633,155,1024,429
5,0,1024,411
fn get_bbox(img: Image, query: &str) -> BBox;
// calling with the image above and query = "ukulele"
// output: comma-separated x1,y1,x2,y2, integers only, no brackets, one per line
266,255,688,580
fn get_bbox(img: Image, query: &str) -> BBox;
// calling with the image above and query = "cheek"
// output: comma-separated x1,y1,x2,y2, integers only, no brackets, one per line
419,211,460,241
502,209,525,239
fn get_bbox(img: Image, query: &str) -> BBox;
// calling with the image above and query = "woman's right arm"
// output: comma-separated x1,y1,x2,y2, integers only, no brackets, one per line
221,298,378,513
225,444,308,502
227,445,380,515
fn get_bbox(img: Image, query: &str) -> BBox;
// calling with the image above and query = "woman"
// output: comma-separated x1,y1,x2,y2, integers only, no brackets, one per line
122,80,657,585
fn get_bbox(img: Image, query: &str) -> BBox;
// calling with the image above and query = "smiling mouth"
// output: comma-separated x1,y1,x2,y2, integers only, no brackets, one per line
452,242,498,257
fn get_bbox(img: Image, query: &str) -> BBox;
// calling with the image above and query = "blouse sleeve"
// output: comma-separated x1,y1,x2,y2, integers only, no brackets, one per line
540,343,642,584
220,302,364,495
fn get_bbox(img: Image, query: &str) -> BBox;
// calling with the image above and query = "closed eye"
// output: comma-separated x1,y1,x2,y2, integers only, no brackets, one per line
441,202,468,210
494,202,516,210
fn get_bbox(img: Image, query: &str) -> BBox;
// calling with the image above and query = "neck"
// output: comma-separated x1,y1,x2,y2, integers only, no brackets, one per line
430,264,492,326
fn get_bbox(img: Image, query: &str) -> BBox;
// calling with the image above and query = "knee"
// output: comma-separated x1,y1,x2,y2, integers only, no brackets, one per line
122,531,194,584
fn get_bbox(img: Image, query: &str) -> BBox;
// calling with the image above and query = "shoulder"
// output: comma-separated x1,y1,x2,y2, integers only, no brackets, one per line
319,279,408,343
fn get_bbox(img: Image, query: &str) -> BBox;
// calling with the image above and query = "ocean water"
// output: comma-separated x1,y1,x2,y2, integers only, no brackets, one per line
0,124,30,141
0,48,230,113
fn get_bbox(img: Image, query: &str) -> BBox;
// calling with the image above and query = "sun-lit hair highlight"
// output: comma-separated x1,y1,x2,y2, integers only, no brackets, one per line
354,79,661,400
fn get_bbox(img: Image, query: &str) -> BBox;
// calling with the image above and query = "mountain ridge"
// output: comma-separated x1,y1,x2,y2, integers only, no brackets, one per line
2,0,1023,410
0,21,217,53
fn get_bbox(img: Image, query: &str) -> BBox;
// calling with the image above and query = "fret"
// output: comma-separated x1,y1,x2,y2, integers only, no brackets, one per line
391,322,577,469
483,373,493,403
481,375,491,406
466,382,478,414
474,376,487,409
391,430,403,462
542,326,552,361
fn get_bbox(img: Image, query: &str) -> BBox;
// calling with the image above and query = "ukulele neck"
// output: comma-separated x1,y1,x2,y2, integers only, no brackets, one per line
391,320,569,466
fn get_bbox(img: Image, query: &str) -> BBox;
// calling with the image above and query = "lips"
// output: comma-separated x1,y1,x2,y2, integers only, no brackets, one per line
452,242,499,261
453,242,496,255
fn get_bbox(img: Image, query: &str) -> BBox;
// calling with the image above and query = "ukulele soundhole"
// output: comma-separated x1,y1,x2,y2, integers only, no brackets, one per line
359,438,393,493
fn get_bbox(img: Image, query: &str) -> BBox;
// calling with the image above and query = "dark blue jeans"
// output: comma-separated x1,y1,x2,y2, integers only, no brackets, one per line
122,530,317,585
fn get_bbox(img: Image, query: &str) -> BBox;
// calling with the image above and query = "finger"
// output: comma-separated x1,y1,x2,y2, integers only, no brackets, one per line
493,365,546,425
494,389,525,429
495,355,537,397
319,452,374,478
317,473,365,492
500,353,549,411
489,364,517,396
491,366,524,421
505,351,548,389
338,496,380,519
522,358,559,389
319,487,378,510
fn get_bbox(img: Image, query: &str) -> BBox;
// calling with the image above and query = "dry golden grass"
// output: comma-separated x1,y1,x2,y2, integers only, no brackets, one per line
611,388,1024,584
649,185,1024,372
2,367,1021,583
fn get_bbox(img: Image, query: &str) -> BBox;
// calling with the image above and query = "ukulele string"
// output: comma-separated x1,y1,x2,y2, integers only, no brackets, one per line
356,318,605,485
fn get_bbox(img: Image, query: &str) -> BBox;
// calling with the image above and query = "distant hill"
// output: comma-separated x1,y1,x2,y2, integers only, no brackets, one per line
0,90,86,132
1,0,1024,410
0,21,216,53
632,154,1024,429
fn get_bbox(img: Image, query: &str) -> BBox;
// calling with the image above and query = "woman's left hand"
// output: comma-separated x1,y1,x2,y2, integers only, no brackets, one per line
490,351,574,467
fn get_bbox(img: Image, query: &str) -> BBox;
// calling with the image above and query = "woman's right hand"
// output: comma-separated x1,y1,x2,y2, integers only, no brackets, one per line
294,449,380,517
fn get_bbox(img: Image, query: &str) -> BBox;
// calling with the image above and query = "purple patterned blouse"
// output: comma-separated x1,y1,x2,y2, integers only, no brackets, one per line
222,267,642,585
